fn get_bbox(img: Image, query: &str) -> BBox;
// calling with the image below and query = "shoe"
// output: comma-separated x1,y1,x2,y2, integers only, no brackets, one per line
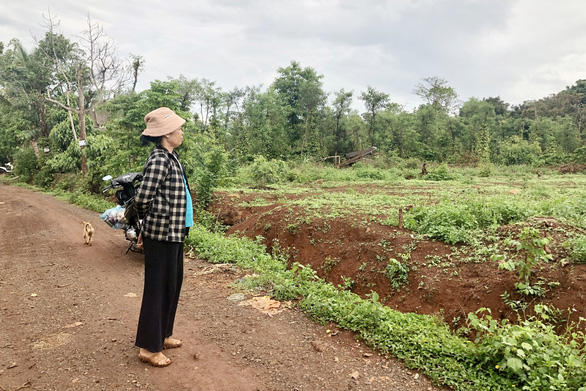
164,337,183,349
138,350,172,367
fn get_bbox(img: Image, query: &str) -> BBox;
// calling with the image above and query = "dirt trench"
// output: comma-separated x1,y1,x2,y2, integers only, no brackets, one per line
213,189,586,331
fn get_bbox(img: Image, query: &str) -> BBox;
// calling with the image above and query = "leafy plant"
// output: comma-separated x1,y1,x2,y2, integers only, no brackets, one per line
493,227,553,297
468,307,586,390
385,258,409,290
564,235,586,264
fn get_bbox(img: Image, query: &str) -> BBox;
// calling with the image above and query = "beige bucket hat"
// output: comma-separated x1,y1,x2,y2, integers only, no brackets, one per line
142,107,186,137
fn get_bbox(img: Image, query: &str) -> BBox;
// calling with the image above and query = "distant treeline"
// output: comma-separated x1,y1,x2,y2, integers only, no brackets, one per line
1,19,585,190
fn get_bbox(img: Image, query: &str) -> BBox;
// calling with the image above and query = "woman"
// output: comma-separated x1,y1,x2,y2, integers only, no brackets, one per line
134,107,193,367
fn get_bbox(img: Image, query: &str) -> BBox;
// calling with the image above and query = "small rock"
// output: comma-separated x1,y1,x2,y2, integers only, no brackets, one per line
350,371,360,380
363,353,372,358
414,373,420,380
227,293,246,302
8,362,17,369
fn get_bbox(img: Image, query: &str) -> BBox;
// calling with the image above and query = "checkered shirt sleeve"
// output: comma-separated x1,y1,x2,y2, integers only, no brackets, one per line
135,147,188,242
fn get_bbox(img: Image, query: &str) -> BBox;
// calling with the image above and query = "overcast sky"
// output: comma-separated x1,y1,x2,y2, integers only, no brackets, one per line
2,0,585,112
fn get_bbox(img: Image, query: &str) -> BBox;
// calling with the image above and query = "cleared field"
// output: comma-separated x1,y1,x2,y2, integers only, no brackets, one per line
212,172,586,330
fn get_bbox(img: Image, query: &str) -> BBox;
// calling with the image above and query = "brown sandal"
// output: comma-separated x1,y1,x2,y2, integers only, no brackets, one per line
164,337,183,349
138,350,172,367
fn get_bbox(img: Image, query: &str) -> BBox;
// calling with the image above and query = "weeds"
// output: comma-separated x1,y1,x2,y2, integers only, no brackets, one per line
493,227,553,299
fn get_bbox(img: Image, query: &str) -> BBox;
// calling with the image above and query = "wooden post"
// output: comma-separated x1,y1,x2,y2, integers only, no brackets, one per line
398,207,403,229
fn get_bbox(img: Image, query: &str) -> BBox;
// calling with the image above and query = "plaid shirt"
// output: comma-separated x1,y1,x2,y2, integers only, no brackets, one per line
135,146,190,243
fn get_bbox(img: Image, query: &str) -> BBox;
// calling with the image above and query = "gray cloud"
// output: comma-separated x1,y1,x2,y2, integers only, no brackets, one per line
3,0,585,111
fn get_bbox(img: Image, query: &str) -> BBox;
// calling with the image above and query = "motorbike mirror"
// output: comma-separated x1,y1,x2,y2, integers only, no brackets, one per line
102,175,113,181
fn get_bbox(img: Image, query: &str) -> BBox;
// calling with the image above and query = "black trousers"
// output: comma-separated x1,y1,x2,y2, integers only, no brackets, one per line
135,236,184,353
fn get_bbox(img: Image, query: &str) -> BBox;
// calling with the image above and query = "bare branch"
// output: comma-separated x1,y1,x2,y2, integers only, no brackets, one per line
45,90,78,114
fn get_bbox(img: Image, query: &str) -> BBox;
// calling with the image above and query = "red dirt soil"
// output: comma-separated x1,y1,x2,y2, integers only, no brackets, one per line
212,187,586,332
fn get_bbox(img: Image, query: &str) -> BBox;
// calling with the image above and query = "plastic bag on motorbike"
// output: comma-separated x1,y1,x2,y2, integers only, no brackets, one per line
100,205,129,229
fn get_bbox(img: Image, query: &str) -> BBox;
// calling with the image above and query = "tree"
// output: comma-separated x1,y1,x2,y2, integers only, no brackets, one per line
299,78,326,158
0,38,56,146
459,98,498,160
359,86,389,146
129,54,145,93
413,76,458,114
331,89,353,155
40,14,131,174
272,61,324,155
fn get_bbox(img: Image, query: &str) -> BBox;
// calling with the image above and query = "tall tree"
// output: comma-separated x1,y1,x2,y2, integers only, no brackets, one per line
331,89,353,156
299,78,326,158
413,76,458,114
40,15,130,174
272,60,324,155
0,39,52,148
359,86,389,146
129,54,145,93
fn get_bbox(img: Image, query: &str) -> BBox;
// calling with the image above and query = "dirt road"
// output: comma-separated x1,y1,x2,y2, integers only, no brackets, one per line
0,184,443,391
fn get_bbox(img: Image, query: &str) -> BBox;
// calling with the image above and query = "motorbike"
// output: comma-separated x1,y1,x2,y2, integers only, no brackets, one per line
100,172,143,253
0,162,13,174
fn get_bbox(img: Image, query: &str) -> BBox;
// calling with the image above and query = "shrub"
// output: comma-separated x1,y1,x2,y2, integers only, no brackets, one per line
352,162,386,180
46,141,81,173
33,165,54,188
194,147,227,210
248,155,288,187
468,307,586,391
572,146,586,164
477,162,494,178
565,235,586,264
386,258,409,290
498,138,541,166
423,163,455,181
13,147,39,183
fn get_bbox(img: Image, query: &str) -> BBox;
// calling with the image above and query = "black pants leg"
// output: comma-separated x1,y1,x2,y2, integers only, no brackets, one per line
135,237,184,353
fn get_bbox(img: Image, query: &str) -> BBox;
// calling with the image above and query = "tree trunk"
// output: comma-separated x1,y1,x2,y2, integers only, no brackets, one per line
77,66,88,175
37,95,49,138
301,113,310,159
31,140,39,157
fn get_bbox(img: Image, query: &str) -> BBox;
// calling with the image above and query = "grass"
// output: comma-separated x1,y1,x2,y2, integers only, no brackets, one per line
186,224,586,391
4,164,586,390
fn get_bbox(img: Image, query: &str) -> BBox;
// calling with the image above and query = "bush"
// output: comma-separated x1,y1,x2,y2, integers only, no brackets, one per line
477,162,494,178
386,258,409,290
46,141,81,173
573,146,586,164
13,147,39,183
248,155,288,187
498,138,541,166
352,162,386,180
468,307,586,391
423,163,455,181
33,165,54,188
565,235,586,264
404,197,534,244
193,147,227,210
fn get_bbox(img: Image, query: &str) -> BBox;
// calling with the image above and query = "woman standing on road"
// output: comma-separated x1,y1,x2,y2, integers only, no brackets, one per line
134,107,194,367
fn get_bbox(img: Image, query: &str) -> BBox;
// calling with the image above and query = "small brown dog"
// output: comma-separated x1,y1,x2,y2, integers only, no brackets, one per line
83,221,94,246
